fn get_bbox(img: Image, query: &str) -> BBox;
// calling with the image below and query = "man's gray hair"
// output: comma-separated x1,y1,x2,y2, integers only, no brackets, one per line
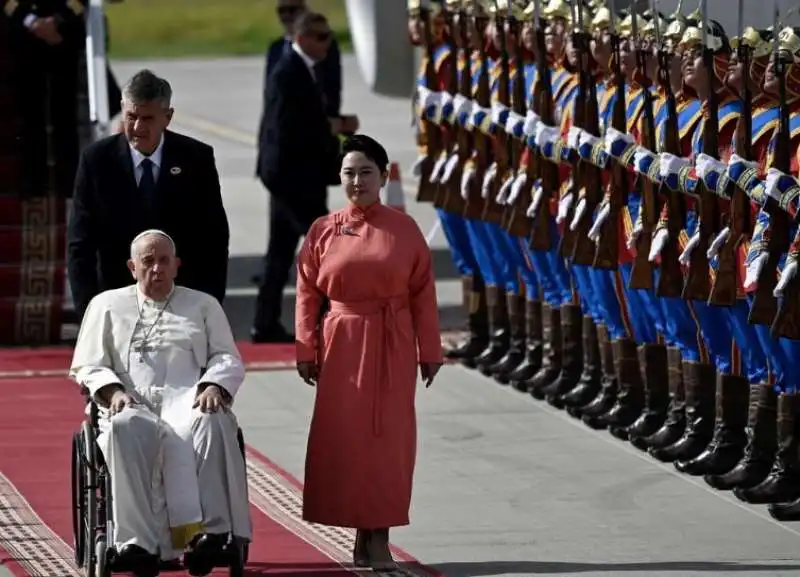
122,69,173,108
293,11,327,38
130,229,176,259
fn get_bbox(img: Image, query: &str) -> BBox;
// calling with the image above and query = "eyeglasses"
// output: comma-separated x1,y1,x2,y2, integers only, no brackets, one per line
277,5,302,16
313,30,331,42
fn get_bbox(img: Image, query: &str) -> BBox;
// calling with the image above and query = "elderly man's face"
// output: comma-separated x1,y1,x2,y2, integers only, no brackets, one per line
122,98,173,155
128,235,180,300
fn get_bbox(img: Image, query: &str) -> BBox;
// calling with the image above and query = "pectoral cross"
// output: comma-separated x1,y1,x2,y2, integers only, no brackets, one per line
134,343,157,363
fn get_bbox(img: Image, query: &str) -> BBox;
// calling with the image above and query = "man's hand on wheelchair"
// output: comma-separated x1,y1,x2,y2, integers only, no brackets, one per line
98,384,136,416
193,384,227,413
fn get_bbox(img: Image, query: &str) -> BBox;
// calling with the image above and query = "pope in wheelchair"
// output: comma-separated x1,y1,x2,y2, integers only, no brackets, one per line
69,229,252,577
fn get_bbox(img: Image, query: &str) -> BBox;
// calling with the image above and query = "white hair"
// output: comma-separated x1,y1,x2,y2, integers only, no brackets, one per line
130,229,176,259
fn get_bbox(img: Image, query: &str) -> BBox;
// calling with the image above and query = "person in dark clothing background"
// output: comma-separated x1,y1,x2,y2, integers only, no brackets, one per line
68,70,230,320
252,11,358,343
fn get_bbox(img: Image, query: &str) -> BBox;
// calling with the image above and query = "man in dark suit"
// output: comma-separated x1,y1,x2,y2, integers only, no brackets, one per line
264,0,342,118
68,69,230,320
252,12,355,343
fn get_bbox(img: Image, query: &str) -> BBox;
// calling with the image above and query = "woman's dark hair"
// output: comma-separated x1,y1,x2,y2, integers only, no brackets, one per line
341,134,389,172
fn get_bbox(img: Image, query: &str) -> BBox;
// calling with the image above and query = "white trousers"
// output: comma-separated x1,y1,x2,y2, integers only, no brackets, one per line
96,405,252,559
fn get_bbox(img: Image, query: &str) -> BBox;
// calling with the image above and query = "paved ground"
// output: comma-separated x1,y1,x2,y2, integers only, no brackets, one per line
107,56,800,576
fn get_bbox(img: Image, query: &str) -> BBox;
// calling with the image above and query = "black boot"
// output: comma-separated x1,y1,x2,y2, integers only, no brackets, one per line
447,275,490,368
543,304,584,409
675,374,749,476
490,293,526,384
578,326,619,426
586,339,644,436
528,304,562,400
768,498,800,522
633,347,686,451
705,383,778,491
625,343,670,443
474,286,510,374
562,315,602,410
649,361,716,463
510,299,544,392
734,392,800,504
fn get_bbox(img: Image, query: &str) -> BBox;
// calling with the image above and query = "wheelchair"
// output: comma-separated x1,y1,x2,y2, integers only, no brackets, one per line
71,387,249,577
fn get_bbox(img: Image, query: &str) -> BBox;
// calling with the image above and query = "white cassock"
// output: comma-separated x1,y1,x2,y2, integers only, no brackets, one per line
69,284,252,560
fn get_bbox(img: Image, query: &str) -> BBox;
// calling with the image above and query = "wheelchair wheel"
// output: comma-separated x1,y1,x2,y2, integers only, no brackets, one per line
71,432,86,568
81,421,100,577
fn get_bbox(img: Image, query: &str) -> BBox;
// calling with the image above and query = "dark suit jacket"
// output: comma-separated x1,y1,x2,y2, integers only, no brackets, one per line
264,36,342,118
256,50,340,231
68,131,230,319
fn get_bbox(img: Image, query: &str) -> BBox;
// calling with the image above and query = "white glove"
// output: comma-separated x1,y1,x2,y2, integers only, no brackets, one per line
481,163,497,198
744,252,769,292
727,153,758,171
523,110,541,136
765,167,784,202
695,153,726,181
507,172,528,204
439,91,454,113
578,130,601,150
490,102,508,125
567,126,583,150
429,153,449,184
496,174,515,204
775,260,798,297
440,153,461,184
526,184,544,217
460,166,475,200
416,85,433,106
452,94,470,119
649,229,669,262
505,112,525,137
603,127,634,156
570,197,586,231
627,222,642,249
557,193,574,224
467,102,487,129
707,226,730,259
679,229,701,265
411,155,426,178
534,124,559,149
588,203,611,243
658,153,690,180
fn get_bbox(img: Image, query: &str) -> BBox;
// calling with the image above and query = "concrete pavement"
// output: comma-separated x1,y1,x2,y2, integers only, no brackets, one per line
108,56,800,576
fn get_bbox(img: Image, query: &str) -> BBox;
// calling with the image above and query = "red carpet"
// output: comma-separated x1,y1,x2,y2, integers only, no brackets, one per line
0,342,298,379
0,375,442,577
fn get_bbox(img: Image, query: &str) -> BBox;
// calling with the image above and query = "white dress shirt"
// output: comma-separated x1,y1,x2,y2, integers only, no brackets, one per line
130,135,165,186
292,42,317,80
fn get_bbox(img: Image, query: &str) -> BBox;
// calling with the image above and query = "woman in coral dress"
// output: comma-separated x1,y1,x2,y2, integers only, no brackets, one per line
295,134,443,570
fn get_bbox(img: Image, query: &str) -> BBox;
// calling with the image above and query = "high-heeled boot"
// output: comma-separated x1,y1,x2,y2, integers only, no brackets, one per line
528,304,562,400
624,343,670,441
353,530,370,567
734,392,800,504
366,528,397,571
474,286,510,373
489,293,527,384
649,361,716,463
675,373,749,476
543,304,584,408
587,339,644,436
632,347,686,451
705,382,778,491
562,315,602,410
447,275,489,368
510,299,544,392
577,326,619,425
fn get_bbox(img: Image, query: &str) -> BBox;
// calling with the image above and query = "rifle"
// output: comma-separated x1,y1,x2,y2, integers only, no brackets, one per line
416,1,444,203
709,2,752,306
527,0,556,251
654,16,686,297
504,2,533,237
466,3,492,219
438,2,467,213
482,1,511,225
593,2,627,270
629,3,657,289
571,7,603,266
751,5,791,324
682,0,718,301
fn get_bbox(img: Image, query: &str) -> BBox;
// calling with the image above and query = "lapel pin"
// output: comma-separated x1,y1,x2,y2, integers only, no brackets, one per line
170,166,181,175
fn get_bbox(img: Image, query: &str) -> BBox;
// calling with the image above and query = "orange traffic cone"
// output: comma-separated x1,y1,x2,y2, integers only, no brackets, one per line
382,162,406,213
